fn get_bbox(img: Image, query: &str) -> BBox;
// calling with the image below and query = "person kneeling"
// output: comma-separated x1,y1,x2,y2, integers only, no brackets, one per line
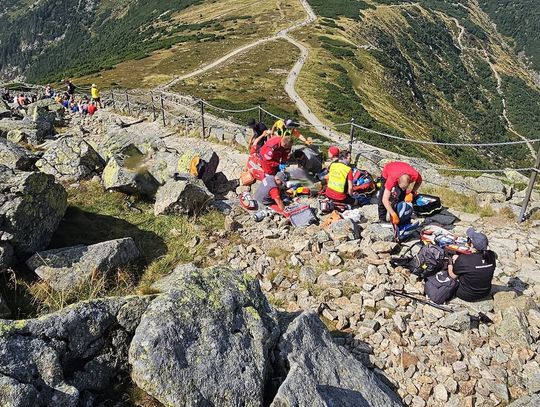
425,228,496,304
254,172,288,213
324,153,356,206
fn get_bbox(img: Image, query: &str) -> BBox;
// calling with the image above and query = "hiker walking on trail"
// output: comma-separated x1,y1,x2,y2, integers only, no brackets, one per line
91,84,102,108
247,118,270,154
254,172,288,213
270,118,312,145
259,135,293,176
377,161,422,224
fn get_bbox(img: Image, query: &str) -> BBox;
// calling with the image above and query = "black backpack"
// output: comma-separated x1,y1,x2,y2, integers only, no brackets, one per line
413,194,442,217
390,242,447,279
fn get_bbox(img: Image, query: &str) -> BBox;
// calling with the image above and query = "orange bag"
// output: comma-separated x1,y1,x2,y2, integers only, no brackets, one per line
240,170,256,186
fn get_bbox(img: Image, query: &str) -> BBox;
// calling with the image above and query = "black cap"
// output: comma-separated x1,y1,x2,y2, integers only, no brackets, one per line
466,228,489,251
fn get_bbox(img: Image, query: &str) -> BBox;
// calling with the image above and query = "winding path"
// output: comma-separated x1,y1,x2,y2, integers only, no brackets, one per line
451,18,536,158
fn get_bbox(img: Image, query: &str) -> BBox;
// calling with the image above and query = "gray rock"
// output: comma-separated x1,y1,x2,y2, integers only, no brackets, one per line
0,119,44,146
0,99,11,118
25,98,66,125
362,223,395,242
36,136,104,182
26,238,140,291
0,138,34,170
508,393,540,407
102,154,160,197
299,266,318,284
150,262,199,292
496,307,532,346
96,123,166,161
437,310,470,331
0,296,152,407
154,175,214,216
328,219,360,242
0,241,14,270
271,312,402,407
0,290,10,318
0,166,67,257
129,266,279,407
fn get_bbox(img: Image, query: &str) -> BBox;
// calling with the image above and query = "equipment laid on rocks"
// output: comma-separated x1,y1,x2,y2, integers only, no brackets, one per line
391,241,447,279
284,204,318,227
421,225,475,255
413,193,442,216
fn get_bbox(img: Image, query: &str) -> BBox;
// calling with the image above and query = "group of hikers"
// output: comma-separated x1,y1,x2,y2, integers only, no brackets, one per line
1,80,102,116
242,117,496,307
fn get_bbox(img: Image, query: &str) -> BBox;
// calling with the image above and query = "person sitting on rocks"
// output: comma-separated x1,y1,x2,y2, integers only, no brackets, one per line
253,171,288,213
259,135,293,176
448,228,496,301
377,161,422,225
270,118,312,145
87,101,98,116
247,118,270,154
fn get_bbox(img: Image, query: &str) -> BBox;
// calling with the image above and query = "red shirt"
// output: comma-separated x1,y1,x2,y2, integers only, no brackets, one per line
381,162,422,191
326,167,353,201
259,136,291,174
88,104,98,115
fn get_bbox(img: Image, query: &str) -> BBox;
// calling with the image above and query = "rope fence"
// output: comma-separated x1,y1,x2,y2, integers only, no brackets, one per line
2,82,538,221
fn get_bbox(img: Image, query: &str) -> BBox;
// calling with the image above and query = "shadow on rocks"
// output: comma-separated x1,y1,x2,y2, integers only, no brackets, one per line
48,206,167,268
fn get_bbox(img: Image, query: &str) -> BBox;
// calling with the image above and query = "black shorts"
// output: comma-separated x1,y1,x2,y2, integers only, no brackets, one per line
93,97,101,102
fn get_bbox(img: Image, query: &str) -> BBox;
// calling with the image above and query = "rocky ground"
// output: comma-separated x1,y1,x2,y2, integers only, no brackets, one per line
1,99,539,406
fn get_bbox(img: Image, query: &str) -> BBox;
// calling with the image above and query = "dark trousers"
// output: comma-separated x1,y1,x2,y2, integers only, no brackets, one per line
377,179,405,221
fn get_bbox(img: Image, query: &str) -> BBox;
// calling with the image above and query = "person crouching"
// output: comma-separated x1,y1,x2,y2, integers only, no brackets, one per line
254,171,288,213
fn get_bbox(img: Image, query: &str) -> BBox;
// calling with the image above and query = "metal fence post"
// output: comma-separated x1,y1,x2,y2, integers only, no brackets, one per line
519,146,540,222
258,105,262,123
160,93,166,126
349,118,355,155
200,100,206,139
150,91,157,121
125,90,131,115
111,91,116,111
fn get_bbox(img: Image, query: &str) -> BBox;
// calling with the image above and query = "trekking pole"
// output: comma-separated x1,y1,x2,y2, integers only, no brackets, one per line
519,146,540,222
151,91,157,121
349,118,355,156
385,289,454,312
160,93,166,127
200,100,206,139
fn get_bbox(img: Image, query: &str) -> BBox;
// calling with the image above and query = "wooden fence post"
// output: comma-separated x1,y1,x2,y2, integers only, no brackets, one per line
125,90,131,115
151,91,157,121
200,100,206,139
111,91,116,111
258,105,263,123
519,146,540,222
160,93,166,126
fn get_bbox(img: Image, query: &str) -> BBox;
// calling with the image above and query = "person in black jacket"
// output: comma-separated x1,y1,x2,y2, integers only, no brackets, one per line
448,228,496,301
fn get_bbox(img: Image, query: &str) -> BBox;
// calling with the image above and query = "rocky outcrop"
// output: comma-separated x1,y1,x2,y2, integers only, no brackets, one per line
0,118,43,146
25,98,66,126
130,266,280,407
0,99,11,119
102,154,160,197
26,238,140,291
272,311,402,407
36,136,104,182
0,166,67,257
154,175,214,216
0,296,152,407
0,137,34,170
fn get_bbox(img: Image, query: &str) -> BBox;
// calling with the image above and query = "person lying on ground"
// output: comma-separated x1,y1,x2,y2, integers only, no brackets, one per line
377,161,422,224
247,118,270,153
254,171,289,213
448,228,496,301
271,118,312,145
259,135,293,176
292,147,323,176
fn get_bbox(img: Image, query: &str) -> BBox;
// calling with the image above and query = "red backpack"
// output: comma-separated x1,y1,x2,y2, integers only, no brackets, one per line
352,169,375,194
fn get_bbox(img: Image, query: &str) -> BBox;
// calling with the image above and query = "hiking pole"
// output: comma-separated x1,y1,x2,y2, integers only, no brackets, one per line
385,289,454,312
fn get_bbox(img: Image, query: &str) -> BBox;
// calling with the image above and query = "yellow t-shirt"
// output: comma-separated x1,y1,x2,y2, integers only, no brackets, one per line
91,87,100,99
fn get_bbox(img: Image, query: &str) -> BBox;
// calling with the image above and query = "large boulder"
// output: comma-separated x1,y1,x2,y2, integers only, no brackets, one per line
271,312,402,407
129,266,280,407
0,99,11,119
0,118,44,146
0,166,67,257
0,291,10,318
0,137,34,170
0,296,152,407
25,98,65,125
154,175,214,216
102,153,160,197
36,136,104,182
26,238,140,291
